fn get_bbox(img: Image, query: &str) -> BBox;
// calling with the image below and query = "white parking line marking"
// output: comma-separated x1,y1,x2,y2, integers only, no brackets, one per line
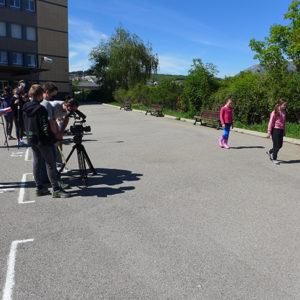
18,173,34,204
2,239,34,300
10,152,23,158
0,188,15,194
25,148,31,162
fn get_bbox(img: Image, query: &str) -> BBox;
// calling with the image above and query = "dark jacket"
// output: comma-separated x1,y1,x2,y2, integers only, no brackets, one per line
23,100,56,146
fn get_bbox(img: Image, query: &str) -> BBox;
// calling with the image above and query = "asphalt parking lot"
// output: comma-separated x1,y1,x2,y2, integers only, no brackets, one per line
1,104,300,299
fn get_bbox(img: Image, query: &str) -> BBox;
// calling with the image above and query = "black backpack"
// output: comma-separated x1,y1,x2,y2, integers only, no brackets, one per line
23,104,43,146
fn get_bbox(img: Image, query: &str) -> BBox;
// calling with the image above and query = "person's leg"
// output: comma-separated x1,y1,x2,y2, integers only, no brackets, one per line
5,115,13,137
274,129,284,160
38,145,60,191
31,145,44,190
13,115,20,142
272,129,282,160
223,124,231,148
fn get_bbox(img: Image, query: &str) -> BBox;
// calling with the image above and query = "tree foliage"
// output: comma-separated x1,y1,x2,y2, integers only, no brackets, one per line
90,27,158,91
249,0,300,73
182,59,219,113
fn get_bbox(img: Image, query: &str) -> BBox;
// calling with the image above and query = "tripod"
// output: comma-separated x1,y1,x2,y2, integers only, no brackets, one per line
58,134,97,185
0,115,9,150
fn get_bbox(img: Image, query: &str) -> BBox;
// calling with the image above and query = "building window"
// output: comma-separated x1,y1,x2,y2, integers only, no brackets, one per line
10,0,20,8
0,0,5,7
11,24,22,39
26,54,37,68
0,51,8,65
12,52,23,66
25,0,35,12
0,22,6,37
26,27,36,41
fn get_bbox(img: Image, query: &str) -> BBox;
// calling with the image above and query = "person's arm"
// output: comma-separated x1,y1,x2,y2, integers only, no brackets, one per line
62,117,69,131
267,111,275,137
50,120,59,136
220,107,225,126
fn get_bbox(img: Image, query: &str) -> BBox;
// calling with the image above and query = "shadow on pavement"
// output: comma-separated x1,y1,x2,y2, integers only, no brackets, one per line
230,146,265,150
66,168,143,198
0,181,36,189
279,159,300,164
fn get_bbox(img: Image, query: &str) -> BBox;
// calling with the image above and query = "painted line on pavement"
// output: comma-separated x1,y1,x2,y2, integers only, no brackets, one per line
24,148,31,162
10,152,23,158
2,239,34,300
0,188,15,194
18,173,34,204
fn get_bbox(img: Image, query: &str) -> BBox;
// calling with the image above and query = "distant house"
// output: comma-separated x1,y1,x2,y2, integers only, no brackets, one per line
71,75,100,92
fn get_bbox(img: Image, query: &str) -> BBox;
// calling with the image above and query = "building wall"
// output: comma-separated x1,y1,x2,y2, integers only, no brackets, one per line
0,0,69,95
37,0,69,94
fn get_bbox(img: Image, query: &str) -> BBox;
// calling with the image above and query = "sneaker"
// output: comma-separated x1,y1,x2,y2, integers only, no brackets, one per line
58,181,71,190
52,189,71,198
273,160,280,165
36,187,51,196
8,136,16,140
18,139,27,147
266,151,273,161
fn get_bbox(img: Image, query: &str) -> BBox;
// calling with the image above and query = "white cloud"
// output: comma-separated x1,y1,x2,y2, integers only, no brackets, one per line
69,51,78,59
158,55,191,75
69,18,108,71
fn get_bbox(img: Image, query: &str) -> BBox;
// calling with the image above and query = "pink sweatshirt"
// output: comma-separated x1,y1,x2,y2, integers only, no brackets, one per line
220,106,233,125
268,111,286,134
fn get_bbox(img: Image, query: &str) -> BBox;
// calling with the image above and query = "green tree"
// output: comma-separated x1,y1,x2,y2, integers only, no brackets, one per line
249,0,300,73
211,72,269,124
90,27,158,91
182,59,219,113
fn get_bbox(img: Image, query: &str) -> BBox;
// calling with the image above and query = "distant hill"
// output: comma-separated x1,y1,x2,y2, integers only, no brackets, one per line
246,62,296,73
151,74,186,82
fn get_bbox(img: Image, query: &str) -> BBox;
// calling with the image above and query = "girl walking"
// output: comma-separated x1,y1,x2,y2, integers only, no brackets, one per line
267,99,287,165
219,97,234,149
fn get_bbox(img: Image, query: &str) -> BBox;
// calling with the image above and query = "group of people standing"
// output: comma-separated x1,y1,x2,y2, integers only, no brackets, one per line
219,97,288,165
1,81,78,198
0,81,28,146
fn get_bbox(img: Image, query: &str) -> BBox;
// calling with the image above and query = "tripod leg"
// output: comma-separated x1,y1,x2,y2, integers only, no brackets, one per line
58,145,76,174
77,148,88,185
81,147,97,175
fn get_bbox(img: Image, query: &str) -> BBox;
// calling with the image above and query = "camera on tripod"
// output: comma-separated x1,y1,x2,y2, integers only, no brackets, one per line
70,120,91,136
59,109,97,185
68,110,91,138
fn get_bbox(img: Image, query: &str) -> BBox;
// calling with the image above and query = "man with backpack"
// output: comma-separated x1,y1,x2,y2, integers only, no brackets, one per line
23,84,70,198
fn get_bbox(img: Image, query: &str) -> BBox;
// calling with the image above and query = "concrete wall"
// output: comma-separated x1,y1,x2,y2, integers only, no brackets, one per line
36,0,69,94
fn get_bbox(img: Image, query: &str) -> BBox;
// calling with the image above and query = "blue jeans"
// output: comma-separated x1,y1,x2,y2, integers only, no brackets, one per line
222,123,232,140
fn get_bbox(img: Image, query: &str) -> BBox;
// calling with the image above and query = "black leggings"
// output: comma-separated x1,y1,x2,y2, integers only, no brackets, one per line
269,128,284,160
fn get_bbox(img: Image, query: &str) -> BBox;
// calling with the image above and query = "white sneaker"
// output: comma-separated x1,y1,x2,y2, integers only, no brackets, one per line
273,160,280,165
266,151,273,161
18,139,26,146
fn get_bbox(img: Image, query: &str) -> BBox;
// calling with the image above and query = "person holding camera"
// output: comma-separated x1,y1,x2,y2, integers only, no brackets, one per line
51,97,79,139
23,84,70,198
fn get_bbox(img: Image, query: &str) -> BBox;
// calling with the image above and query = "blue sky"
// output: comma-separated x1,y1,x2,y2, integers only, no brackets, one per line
69,0,292,77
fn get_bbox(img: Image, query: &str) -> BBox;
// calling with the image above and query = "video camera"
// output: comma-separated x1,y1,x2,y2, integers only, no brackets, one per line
68,109,91,137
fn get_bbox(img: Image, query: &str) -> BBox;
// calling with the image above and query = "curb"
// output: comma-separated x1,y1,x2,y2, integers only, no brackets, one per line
101,103,300,146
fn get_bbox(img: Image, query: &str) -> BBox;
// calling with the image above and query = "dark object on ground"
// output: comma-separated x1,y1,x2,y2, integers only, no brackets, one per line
120,100,132,111
146,104,164,117
194,110,221,130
